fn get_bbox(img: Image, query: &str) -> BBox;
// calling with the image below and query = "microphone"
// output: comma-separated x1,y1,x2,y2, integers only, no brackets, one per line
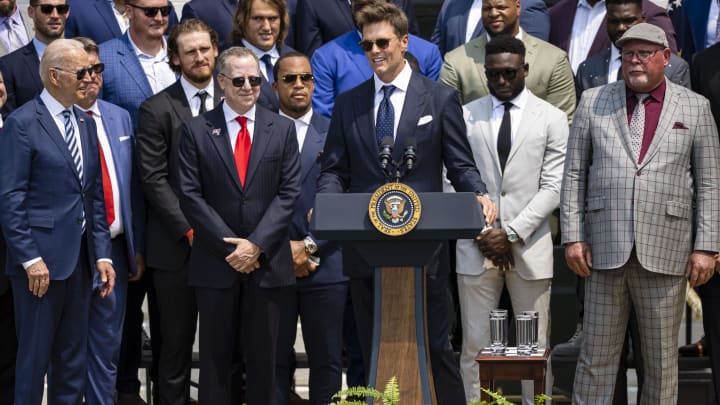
378,136,394,170
403,137,417,172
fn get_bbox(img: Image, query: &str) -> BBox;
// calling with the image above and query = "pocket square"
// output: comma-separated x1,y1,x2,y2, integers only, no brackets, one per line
673,121,688,129
119,136,131,142
417,115,433,126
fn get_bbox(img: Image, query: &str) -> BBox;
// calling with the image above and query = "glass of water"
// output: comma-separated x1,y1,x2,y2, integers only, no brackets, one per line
522,310,539,352
515,313,533,356
489,309,508,355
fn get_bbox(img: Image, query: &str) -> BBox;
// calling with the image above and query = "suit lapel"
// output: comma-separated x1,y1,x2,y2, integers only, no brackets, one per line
213,79,224,107
23,43,43,90
610,83,636,165
37,101,81,187
206,106,243,192
394,72,426,162
244,107,273,189
336,0,354,30
96,0,122,38
74,107,94,188
506,94,540,165
119,34,153,98
639,81,678,167
166,81,193,119
353,79,379,158
300,121,323,182
474,98,502,175
472,37,490,95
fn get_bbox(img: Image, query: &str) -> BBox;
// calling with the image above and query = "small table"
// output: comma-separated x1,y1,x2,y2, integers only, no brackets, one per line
475,348,549,401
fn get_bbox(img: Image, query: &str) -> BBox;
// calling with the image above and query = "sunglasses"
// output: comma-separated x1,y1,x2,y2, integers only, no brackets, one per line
34,4,70,15
127,3,172,17
281,73,314,84
358,38,394,52
219,73,263,87
53,63,105,80
484,66,525,81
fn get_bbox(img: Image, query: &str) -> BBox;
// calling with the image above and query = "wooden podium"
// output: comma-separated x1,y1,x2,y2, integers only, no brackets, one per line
311,192,485,404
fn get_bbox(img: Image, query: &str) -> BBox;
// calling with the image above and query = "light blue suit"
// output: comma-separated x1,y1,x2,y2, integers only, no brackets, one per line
311,30,443,118
84,100,144,405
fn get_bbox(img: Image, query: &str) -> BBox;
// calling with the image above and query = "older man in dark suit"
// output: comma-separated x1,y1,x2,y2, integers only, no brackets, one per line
178,46,301,405
317,3,496,404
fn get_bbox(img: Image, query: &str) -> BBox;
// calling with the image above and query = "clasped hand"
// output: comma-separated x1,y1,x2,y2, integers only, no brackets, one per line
224,237,261,273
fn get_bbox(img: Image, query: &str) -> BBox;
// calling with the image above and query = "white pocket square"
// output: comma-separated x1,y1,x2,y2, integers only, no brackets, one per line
119,136,131,142
417,115,433,126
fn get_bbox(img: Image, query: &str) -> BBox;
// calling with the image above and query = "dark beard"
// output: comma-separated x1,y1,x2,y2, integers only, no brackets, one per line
0,1,16,17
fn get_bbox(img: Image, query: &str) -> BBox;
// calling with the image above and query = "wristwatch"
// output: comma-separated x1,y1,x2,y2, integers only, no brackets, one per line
505,227,520,243
303,236,318,255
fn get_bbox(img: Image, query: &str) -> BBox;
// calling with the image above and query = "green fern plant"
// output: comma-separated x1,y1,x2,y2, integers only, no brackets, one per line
330,375,399,405
468,388,552,405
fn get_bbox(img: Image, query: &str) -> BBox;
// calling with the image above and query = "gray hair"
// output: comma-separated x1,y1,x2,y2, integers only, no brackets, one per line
39,39,86,84
217,46,260,76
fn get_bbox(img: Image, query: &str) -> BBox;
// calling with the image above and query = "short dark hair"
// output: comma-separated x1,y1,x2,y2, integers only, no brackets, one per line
486,35,526,59
167,19,219,73
605,0,642,7
355,1,408,38
73,37,99,56
230,0,289,47
273,51,310,82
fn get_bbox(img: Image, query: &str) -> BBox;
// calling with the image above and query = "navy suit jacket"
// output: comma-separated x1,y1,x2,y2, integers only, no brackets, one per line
182,0,236,46
99,32,169,128
178,103,301,289
575,47,690,98
678,0,713,61
311,30,442,118
317,71,487,276
65,0,179,44
548,0,678,57
0,97,111,279
96,99,144,277
294,0,420,56
432,0,550,55
691,42,720,129
289,113,346,286
0,41,42,118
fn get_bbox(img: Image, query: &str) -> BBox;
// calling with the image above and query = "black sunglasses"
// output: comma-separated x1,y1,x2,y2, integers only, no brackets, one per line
219,73,263,87
53,63,105,80
35,4,70,15
485,66,525,81
281,73,314,84
358,38,394,52
127,3,172,17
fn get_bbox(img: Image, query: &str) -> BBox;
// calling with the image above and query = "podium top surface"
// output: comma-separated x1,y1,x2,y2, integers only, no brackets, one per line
310,192,485,241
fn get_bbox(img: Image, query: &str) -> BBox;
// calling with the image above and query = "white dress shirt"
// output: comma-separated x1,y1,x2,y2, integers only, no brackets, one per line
489,87,529,147
180,76,215,117
465,0,484,43
223,102,256,149
705,0,720,48
372,60,413,139
608,45,622,84
128,34,177,94
110,0,129,34
280,109,312,152
569,0,606,73
242,39,280,82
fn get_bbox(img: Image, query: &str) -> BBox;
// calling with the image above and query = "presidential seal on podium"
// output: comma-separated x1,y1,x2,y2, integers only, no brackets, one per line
368,183,422,236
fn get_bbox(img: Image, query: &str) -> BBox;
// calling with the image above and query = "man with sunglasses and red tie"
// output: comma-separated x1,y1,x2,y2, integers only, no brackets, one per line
177,46,300,405
0,0,70,118
0,38,116,405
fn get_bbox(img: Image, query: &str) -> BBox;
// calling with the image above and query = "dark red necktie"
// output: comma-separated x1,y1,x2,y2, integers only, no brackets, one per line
88,110,115,226
234,116,251,187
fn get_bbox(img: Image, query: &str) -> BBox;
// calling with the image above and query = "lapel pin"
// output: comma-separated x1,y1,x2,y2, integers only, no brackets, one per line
211,128,222,136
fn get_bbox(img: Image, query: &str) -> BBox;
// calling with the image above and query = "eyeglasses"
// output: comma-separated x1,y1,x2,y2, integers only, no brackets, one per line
126,3,172,17
358,38,394,52
52,63,105,80
485,66,524,81
34,4,70,15
621,48,662,63
280,73,314,84
219,73,263,87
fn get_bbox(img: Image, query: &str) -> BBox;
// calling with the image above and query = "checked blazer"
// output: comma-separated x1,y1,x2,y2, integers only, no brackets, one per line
560,79,720,276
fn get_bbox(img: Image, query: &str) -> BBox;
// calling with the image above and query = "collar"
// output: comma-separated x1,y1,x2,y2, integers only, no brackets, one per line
0,6,23,26
33,38,47,59
626,78,667,103
491,87,529,111
241,39,279,59
223,101,256,123
128,32,167,59
40,88,72,117
373,59,412,93
486,29,523,43
577,0,605,10
180,76,214,98
279,108,313,126
77,101,101,117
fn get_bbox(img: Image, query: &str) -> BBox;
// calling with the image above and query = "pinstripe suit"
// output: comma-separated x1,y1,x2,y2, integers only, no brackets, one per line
560,79,720,404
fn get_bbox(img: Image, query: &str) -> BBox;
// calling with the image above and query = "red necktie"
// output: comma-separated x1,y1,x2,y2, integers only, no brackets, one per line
234,116,251,187
88,110,116,226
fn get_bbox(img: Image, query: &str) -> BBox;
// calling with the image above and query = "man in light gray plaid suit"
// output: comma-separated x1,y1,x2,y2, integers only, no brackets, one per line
561,23,720,405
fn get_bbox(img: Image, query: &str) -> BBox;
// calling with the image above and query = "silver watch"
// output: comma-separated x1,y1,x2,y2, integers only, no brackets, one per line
303,236,318,255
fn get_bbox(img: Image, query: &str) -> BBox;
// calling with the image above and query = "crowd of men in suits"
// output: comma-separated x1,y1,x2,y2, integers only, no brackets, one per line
0,0,720,404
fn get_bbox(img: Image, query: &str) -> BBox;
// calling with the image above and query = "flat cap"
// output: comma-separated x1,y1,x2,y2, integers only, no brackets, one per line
616,22,669,48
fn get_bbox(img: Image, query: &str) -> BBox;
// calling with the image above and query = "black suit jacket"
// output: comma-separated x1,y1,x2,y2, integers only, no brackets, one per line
136,80,223,271
0,41,42,118
576,47,691,98
691,42,720,127
294,0,420,57
178,103,301,289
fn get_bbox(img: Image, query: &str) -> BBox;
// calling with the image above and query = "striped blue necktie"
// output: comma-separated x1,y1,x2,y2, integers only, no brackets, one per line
62,109,83,182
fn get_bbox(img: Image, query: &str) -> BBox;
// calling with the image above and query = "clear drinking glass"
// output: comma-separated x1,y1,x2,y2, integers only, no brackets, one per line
489,309,508,355
515,313,533,356
522,310,539,352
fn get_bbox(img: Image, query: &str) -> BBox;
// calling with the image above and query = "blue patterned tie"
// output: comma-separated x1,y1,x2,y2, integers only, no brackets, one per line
62,110,83,182
375,85,396,146
260,54,274,85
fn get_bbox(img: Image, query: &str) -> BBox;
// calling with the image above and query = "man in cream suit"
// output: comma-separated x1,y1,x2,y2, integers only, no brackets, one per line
439,0,575,122
561,23,720,404
451,35,567,404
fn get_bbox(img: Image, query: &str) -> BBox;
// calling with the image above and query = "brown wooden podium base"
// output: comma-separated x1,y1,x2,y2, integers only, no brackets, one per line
368,267,437,405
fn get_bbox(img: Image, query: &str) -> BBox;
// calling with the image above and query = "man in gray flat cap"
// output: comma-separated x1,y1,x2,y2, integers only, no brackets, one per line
561,22,720,405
